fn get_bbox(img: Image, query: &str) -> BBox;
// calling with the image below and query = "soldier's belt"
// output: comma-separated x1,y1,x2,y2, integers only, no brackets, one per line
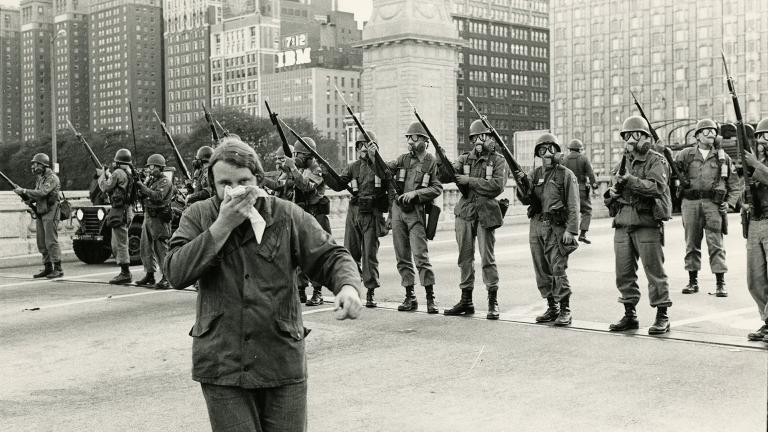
682,190,715,200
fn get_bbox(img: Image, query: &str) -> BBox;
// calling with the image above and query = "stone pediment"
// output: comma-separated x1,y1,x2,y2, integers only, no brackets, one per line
360,0,462,47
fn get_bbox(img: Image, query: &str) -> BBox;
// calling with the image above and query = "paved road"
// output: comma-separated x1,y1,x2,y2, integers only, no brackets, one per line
1,213,766,431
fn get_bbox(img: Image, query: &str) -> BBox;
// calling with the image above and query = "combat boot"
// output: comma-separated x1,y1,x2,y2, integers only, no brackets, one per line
535,296,559,323
554,295,572,326
578,230,591,244
154,277,170,290
109,264,132,285
365,288,377,308
682,271,699,294
443,289,475,316
609,303,639,332
135,272,156,286
486,289,499,320
306,286,324,306
298,286,307,303
715,273,728,297
648,306,670,335
46,261,63,279
397,286,418,311
33,262,52,279
747,322,768,341
425,285,439,314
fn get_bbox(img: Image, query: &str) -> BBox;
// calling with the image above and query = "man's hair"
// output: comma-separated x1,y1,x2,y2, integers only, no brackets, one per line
209,138,265,179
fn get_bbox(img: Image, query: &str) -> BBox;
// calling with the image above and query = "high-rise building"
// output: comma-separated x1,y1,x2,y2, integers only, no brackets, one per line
278,8,361,71
20,0,53,142
0,7,22,145
209,2,280,117
54,0,90,133
550,0,768,176
450,0,550,155
163,0,220,135
89,0,163,134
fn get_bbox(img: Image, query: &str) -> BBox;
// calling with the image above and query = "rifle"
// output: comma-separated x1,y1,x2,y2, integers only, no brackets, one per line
630,90,688,189
722,51,753,238
407,100,468,197
202,102,221,145
152,109,192,181
0,169,38,215
264,100,292,158
215,120,231,138
466,97,531,197
129,101,138,157
66,119,104,171
276,118,354,195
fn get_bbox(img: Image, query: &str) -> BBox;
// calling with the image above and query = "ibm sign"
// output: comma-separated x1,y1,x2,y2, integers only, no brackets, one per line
276,33,312,69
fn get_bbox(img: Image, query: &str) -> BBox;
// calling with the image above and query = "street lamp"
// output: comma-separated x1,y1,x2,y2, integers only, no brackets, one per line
50,28,66,173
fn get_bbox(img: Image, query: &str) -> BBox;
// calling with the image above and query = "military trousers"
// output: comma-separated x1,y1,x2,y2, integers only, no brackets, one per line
456,216,498,291
579,188,592,232
111,210,133,265
614,226,672,308
298,212,331,289
681,198,728,274
747,219,768,321
201,381,307,432
140,215,171,274
391,202,435,287
529,217,572,302
36,210,60,263
344,205,381,289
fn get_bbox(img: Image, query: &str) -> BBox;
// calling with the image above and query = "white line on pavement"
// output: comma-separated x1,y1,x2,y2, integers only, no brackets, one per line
24,290,170,311
303,307,336,315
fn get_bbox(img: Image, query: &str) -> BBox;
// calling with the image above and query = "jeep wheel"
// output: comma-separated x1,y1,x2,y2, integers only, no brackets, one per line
73,240,111,264
128,220,143,266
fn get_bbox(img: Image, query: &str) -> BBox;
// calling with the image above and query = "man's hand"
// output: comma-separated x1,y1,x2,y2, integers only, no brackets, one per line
399,191,419,204
744,151,759,168
720,202,729,213
13,186,24,196
282,157,296,171
455,174,471,185
215,186,258,232
562,231,577,245
743,202,752,213
365,141,378,157
334,284,362,320
616,172,632,184
591,183,599,190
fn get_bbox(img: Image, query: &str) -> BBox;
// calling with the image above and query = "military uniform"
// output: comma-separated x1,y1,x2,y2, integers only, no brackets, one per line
562,148,597,241
99,159,135,284
21,162,63,278
745,157,768,340
136,168,174,289
262,170,295,201
186,167,211,206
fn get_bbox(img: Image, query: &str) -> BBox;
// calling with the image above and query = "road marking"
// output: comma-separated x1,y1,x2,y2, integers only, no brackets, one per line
671,307,756,327
0,279,61,288
467,345,486,375
303,307,336,315
23,290,171,311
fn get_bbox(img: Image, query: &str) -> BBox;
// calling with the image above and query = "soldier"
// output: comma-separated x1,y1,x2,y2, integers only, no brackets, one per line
562,139,598,244
185,146,213,206
518,134,580,326
325,131,388,308
375,122,443,313
605,116,673,335
134,154,175,290
282,137,332,306
14,153,63,278
442,120,508,320
99,148,136,285
675,119,741,297
261,144,295,202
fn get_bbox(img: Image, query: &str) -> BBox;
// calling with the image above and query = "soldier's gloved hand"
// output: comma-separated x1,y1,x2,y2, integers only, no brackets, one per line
334,284,362,320
744,151,759,168
12,187,24,196
281,157,296,171
455,174,471,185
562,231,577,245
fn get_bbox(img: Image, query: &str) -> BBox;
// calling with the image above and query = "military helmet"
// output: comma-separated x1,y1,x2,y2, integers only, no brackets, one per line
145,153,166,168
31,153,50,167
404,121,428,138
755,119,768,136
114,148,133,164
534,133,561,154
694,118,719,136
275,144,294,158
355,130,378,145
468,119,491,137
620,116,651,138
568,139,584,151
293,137,317,154
195,145,213,162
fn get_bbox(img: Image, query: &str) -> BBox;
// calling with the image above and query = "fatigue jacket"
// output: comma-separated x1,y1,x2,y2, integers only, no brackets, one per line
186,168,211,204
451,150,507,228
141,173,174,210
98,167,131,199
386,152,443,202
747,161,768,219
164,195,360,388
25,169,60,217
262,170,295,200
605,150,671,228
528,165,580,234
562,152,597,190
676,146,741,206
288,161,325,206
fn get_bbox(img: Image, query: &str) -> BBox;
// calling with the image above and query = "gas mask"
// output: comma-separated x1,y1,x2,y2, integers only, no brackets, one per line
471,134,495,155
696,128,717,149
535,143,559,168
294,153,310,169
192,159,203,170
31,163,45,175
356,142,369,160
622,131,651,155
407,135,426,156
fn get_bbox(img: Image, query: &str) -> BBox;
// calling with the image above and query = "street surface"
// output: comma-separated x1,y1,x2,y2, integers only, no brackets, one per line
1,213,766,431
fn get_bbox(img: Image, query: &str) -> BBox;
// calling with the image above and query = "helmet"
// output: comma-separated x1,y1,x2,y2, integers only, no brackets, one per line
145,154,166,168
355,130,378,145
31,153,50,167
468,119,491,137
620,116,651,137
293,137,317,154
568,139,584,151
114,148,133,164
195,146,213,162
534,133,561,154
694,118,719,136
404,121,428,138
755,119,768,136
275,144,294,158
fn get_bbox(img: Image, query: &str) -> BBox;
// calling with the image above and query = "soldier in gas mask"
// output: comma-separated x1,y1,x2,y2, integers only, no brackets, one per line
186,146,213,207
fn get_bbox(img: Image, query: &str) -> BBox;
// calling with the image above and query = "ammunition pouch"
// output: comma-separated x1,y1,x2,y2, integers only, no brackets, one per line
425,202,440,240
354,196,374,214
712,188,727,205
498,198,509,218
542,209,568,226
106,206,127,228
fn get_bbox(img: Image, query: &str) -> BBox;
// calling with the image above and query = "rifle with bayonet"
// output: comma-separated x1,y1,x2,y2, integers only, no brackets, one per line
66,119,104,171
0,169,38,216
265,100,293,158
722,51,753,239
407,100,468,198
630,90,688,189
215,120,231,138
152,109,192,181
202,102,221,145
466,97,531,197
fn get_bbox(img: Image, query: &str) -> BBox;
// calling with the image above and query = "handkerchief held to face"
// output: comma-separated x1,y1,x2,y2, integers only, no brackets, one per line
224,185,267,243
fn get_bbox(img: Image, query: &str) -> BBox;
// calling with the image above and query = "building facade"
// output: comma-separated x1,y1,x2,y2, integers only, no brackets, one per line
0,7,21,145
54,0,90,133
450,0,550,154
20,0,53,142
550,0,768,175
89,0,163,134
